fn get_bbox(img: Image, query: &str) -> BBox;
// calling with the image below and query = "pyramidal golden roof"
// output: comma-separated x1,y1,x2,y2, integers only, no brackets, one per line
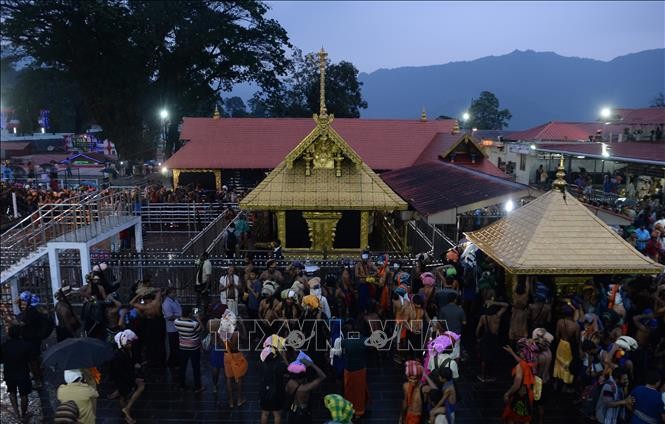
240,48,407,212
464,189,664,275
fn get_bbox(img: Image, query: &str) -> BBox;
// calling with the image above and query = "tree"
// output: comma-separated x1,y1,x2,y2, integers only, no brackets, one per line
2,61,89,134
651,92,665,108
224,97,248,117
2,1,290,160
250,49,367,118
467,91,512,130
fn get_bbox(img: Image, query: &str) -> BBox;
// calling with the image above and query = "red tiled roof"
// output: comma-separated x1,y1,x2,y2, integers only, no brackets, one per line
414,133,468,165
414,133,511,180
457,160,513,179
536,142,665,165
380,161,529,216
166,118,456,170
612,108,665,125
508,121,600,141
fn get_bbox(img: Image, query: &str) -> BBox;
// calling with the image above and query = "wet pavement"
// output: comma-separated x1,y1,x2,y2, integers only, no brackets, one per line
33,347,581,424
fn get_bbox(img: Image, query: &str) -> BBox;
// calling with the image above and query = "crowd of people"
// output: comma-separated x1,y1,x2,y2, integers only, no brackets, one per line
2,239,665,424
0,182,97,222
141,183,248,205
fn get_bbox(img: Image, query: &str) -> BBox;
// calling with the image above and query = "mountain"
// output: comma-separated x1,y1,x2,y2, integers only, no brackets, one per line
357,49,665,129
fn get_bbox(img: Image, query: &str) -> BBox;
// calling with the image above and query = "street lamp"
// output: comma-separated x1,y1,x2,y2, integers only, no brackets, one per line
159,109,169,159
600,107,614,142
462,112,470,133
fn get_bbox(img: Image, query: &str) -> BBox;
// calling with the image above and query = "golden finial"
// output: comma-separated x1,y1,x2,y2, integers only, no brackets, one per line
552,156,567,191
452,120,460,134
318,47,328,117
213,104,221,120
420,107,427,122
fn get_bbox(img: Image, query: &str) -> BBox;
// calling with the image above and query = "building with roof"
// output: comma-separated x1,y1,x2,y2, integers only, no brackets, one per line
465,162,663,282
165,115,459,191
483,111,665,186
239,50,407,254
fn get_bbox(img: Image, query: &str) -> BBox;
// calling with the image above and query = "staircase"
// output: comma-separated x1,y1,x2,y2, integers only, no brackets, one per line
1,190,137,283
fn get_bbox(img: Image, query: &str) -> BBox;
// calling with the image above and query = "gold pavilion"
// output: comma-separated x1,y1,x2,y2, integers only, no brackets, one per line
464,160,663,285
239,49,408,254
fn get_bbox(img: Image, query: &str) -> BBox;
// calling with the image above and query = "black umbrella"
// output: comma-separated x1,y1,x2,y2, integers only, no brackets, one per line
42,337,115,370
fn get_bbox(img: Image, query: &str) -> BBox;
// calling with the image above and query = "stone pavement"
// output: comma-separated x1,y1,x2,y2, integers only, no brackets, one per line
36,347,582,424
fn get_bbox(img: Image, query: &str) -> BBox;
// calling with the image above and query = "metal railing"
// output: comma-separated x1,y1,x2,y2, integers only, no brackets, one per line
378,214,406,253
413,219,456,255
6,250,421,306
207,213,244,256
1,191,136,272
137,202,237,234
181,208,239,256
568,184,621,205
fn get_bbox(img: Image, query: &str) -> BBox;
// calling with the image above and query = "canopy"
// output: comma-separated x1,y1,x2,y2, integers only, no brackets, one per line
464,189,664,275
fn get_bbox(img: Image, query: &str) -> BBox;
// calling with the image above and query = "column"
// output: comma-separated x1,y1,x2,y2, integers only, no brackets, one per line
79,245,91,284
134,222,144,253
277,211,286,249
360,211,370,250
10,277,20,314
506,272,518,302
172,169,181,188
213,170,222,192
48,246,62,300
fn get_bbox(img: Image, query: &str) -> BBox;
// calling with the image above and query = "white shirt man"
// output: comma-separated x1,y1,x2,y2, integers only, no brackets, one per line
219,267,240,315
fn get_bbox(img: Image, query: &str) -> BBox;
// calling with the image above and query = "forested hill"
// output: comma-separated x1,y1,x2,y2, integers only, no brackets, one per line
357,49,665,129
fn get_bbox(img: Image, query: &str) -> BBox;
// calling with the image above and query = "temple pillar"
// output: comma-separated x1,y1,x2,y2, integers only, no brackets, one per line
172,169,181,188
360,211,370,250
277,211,286,249
213,170,222,192
506,272,518,302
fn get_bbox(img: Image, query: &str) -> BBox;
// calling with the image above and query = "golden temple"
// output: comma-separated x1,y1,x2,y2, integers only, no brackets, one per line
239,49,407,254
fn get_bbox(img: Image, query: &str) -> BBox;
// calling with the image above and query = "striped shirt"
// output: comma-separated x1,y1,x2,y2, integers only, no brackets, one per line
174,318,202,350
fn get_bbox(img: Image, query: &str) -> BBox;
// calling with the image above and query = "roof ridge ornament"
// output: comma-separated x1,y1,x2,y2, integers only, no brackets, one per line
552,156,567,192
318,47,328,119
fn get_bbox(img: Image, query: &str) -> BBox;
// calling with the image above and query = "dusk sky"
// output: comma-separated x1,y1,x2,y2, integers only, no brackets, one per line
266,1,665,73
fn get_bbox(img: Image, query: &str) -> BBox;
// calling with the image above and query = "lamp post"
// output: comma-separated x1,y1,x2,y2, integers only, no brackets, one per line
462,112,470,133
159,109,169,160
600,107,613,142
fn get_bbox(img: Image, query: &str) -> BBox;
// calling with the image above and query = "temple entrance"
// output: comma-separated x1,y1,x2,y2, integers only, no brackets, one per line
178,172,216,191
333,211,361,248
285,211,311,248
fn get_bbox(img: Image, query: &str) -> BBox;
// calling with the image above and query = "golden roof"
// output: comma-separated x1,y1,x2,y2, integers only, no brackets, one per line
241,48,406,212
464,189,664,275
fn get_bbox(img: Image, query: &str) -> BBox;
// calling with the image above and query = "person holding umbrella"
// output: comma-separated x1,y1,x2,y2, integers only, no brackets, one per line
56,369,99,424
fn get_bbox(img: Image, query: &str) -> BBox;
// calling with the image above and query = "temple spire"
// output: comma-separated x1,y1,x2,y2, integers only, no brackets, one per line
318,47,328,118
213,104,221,120
552,156,567,191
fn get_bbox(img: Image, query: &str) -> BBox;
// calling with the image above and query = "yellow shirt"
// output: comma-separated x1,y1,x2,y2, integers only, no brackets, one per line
57,382,98,424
